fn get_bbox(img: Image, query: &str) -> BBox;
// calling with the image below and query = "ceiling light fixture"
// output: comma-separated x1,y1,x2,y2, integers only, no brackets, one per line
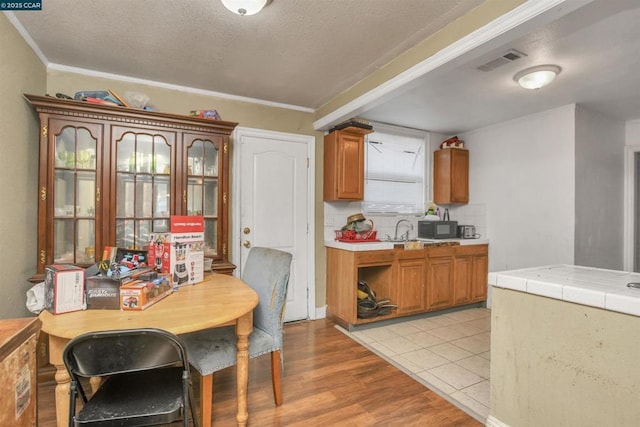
220,0,269,16
514,65,561,90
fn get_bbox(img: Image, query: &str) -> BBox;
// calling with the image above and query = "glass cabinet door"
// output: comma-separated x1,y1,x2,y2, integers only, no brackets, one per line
114,130,174,249
186,137,220,258
51,123,99,264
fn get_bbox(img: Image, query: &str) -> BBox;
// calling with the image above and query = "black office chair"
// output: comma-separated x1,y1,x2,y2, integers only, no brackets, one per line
62,328,198,427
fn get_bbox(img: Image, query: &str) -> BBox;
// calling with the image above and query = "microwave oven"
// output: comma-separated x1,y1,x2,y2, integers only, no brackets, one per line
418,220,458,239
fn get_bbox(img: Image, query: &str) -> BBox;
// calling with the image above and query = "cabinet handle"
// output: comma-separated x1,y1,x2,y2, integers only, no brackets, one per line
96,187,100,202
40,186,46,201
243,227,251,235
223,193,227,204
243,240,251,248
183,190,187,203
40,250,45,265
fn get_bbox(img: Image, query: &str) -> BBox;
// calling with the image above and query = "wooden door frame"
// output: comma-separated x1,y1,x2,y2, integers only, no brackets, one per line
230,126,316,320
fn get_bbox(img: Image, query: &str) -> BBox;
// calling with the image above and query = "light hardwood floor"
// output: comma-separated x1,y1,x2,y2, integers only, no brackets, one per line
38,318,481,426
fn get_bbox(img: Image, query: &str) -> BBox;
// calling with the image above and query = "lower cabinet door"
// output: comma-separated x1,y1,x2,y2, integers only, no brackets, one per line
396,259,425,315
454,255,472,305
426,255,454,310
471,253,489,301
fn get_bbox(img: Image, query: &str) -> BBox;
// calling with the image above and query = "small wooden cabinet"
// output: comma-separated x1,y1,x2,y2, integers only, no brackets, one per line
326,244,488,328
323,127,372,201
433,148,469,204
25,94,238,279
326,248,394,328
0,318,40,427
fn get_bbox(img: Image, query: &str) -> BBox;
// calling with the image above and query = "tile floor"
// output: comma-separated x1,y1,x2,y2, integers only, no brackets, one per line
349,307,491,422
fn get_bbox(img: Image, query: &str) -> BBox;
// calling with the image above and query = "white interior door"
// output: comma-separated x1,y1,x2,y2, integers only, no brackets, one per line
234,128,314,322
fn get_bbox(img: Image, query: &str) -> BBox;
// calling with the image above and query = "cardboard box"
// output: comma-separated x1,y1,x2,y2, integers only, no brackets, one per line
86,267,158,310
44,265,86,314
148,216,204,287
120,276,173,310
85,276,120,310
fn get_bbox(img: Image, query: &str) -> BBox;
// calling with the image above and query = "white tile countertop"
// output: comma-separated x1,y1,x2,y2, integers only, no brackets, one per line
325,240,395,251
324,238,489,251
489,264,640,317
416,238,490,246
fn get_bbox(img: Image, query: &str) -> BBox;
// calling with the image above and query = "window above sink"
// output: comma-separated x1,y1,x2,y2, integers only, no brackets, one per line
364,122,428,214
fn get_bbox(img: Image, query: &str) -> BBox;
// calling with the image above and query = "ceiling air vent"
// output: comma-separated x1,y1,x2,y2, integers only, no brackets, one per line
477,49,527,72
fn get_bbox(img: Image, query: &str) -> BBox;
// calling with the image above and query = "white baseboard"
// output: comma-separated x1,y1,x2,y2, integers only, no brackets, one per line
485,415,510,427
315,305,327,320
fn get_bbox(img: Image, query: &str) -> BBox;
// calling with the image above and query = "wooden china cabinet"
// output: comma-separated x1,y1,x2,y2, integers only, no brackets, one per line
25,94,238,281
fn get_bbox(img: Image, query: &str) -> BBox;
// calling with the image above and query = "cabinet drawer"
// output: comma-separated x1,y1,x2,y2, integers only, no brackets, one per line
456,244,488,257
425,246,456,258
356,250,394,265
395,248,425,260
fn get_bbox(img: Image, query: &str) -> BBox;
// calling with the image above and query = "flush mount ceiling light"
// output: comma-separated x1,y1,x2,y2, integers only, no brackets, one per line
220,0,269,16
514,65,562,90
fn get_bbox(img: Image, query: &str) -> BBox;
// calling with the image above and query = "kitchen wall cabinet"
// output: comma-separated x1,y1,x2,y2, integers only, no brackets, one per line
326,243,488,328
433,148,469,204
25,94,238,280
425,246,455,310
323,127,372,201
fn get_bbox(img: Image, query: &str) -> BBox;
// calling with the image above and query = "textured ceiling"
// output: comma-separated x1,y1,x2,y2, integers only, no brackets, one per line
359,0,640,133
11,0,483,109
9,0,640,134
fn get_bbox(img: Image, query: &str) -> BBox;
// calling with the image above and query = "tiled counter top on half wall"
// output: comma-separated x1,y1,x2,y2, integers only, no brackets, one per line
488,264,640,427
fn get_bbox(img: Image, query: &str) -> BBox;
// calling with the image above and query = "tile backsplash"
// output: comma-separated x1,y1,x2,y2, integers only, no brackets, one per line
324,202,487,242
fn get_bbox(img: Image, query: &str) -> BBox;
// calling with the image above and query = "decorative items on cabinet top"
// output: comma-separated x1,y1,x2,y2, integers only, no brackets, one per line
24,94,238,133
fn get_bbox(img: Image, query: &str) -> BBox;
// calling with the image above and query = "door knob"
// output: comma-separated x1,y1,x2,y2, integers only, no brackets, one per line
243,240,251,248
243,227,251,235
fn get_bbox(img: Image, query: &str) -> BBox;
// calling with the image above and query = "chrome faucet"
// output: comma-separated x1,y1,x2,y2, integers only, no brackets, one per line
394,219,414,241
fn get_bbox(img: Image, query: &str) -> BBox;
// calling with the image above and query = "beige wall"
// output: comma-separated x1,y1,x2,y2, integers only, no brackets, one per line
490,287,640,426
0,15,46,319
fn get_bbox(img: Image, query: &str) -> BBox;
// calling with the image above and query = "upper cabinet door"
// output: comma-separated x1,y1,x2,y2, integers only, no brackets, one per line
180,133,226,261
111,126,177,250
48,119,103,266
324,128,372,201
433,148,469,204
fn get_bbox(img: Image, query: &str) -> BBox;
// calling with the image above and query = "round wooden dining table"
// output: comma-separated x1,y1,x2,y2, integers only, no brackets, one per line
38,273,259,427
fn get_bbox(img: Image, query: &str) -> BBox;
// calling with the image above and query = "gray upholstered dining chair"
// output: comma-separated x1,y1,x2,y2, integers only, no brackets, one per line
181,247,293,415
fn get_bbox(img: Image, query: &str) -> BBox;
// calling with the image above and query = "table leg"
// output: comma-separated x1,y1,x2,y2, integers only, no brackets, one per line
49,335,71,427
235,312,253,427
